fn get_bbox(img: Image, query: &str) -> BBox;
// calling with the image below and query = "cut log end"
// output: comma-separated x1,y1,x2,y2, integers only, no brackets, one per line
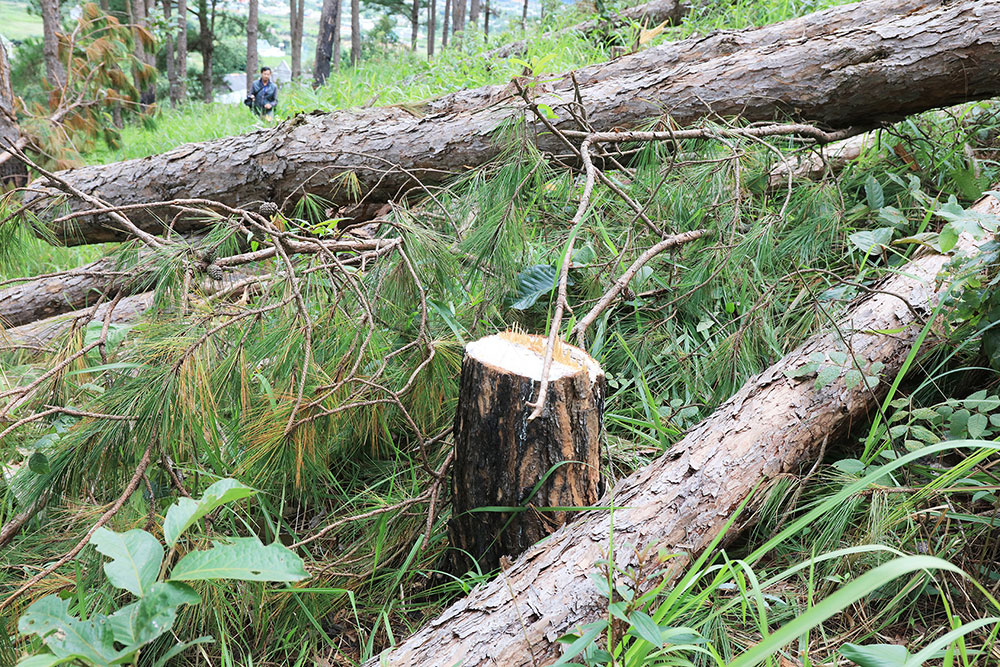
449,332,605,574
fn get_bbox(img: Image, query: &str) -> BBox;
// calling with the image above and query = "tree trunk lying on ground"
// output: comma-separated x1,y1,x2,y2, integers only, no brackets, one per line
0,292,155,351
367,194,999,665
488,0,687,59
24,0,995,245
0,255,151,328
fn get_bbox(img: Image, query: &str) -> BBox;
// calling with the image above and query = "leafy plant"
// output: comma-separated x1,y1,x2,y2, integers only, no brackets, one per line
15,479,308,666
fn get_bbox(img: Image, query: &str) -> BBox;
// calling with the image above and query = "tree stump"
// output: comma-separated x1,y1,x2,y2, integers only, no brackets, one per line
449,332,605,573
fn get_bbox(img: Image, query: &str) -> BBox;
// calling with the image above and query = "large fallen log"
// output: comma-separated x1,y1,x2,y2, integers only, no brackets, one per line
0,256,149,328
25,0,994,245
0,292,155,351
367,201,999,663
488,0,688,60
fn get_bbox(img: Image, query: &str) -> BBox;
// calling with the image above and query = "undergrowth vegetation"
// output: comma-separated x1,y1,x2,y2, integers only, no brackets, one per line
4,0,1000,665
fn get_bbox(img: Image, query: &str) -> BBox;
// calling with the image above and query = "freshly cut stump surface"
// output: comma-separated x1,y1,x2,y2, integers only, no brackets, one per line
449,332,605,573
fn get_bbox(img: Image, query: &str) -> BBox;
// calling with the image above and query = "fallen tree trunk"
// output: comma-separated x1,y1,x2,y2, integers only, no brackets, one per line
367,199,999,664
25,0,994,245
0,256,151,328
488,0,688,59
0,292,155,351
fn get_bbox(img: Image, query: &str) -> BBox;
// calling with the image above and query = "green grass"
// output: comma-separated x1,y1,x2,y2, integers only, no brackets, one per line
0,0,43,41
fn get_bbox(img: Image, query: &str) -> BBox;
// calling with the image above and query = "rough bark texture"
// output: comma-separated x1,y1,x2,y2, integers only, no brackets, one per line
197,0,215,103
247,0,259,90
350,0,360,65
39,0,65,88
172,0,188,104
428,0,436,57
314,0,339,86
490,0,686,59
1,293,155,350
367,194,1000,667
27,0,998,245
442,0,450,47
0,256,154,329
0,39,27,186
449,335,605,573
290,0,304,80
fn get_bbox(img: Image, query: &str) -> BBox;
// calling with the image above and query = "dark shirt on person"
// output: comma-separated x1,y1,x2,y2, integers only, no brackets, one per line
249,78,277,114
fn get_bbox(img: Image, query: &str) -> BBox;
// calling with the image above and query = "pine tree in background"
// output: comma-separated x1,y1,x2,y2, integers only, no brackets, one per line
350,0,360,65
427,0,436,57
290,0,304,79
314,0,341,86
197,0,215,102
247,0,258,90
39,0,66,88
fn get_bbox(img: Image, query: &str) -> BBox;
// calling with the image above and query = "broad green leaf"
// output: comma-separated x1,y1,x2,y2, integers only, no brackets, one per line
553,620,608,665
28,452,50,475
909,408,940,421
169,537,308,582
864,175,885,210
163,478,256,547
877,206,908,227
839,642,909,667
908,425,939,444
967,413,988,439
949,409,971,438
109,582,200,649
964,393,1000,412
938,224,959,252
829,351,848,365
17,596,120,666
844,369,863,389
510,264,567,310
91,527,163,597
627,611,663,647
815,365,841,390
849,228,894,254
832,459,866,474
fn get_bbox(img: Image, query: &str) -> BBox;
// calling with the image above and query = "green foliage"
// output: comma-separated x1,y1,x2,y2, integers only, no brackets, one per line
14,479,307,666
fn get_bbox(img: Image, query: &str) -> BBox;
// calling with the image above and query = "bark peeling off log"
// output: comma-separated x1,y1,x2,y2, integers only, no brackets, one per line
25,0,995,245
369,196,999,665
450,334,605,573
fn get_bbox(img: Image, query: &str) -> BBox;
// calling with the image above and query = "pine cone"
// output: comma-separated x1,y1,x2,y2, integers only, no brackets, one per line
259,202,279,218
206,263,224,281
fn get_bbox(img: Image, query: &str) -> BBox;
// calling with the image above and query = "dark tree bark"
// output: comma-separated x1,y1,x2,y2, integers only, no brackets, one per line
197,0,216,103
452,0,465,35
483,0,488,39
290,0,304,80
427,0,436,57
442,0,450,47
39,0,65,88
411,0,420,51
520,0,527,33
172,0,188,104
0,39,27,186
363,180,1000,667
469,0,479,29
247,0,258,90
315,0,341,85
491,0,686,59
129,0,156,106
26,0,1000,245
350,0,360,66
163,0,180,107
449,334,605,573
